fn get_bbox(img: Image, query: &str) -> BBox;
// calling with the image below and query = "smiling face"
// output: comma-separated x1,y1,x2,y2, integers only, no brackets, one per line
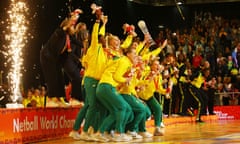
61,18,77,35
107,35,121,53
150,59,160,72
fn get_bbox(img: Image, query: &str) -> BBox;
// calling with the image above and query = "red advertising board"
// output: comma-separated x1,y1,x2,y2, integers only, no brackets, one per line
1,106,239,143
0,107,80,143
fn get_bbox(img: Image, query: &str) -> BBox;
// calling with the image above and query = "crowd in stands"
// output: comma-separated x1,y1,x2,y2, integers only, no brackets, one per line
153,11,240,109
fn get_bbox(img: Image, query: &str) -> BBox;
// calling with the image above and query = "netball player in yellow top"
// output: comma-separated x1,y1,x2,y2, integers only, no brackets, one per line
95,45,137,142
117,54,153,139
137,56,171,136
78,13,110,141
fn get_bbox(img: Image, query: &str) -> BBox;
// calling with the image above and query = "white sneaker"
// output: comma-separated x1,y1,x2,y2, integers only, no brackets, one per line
69,131,81,140
59,97,70,107
112,133,132,142
104,132,113,141
154,127,164,136
69,98,83,106
46,97,69,107
139,131,153,138
79,132,91,141
87,126,94,135
160,122,165,128
92,133,109,142
46,99,59,107
127,131,143,139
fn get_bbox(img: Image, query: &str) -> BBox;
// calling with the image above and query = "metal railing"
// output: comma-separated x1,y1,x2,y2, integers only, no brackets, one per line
214,92,240,106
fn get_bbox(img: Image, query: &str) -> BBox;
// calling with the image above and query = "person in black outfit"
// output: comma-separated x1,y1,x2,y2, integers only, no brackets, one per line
188,60,210,122
202,69,217,115
61,23,86,103
40,9,82,107
178,61,193,116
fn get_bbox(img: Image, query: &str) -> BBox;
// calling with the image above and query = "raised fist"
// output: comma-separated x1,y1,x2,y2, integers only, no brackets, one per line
91,3,103,20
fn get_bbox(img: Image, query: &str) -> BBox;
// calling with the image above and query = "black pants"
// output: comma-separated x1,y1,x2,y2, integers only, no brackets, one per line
62,55,83,101
188,85,205,120
171,85,180,114
178,82,191,114
204,88,215,114
40,50,65,98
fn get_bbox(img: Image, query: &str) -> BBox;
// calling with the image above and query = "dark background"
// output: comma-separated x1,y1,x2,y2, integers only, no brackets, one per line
0,0,239,90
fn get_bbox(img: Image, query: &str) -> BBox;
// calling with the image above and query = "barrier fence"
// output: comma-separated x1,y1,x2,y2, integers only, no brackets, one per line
214,92,240,106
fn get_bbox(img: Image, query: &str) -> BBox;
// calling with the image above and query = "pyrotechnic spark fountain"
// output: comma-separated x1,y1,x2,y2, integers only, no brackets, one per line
5,0,29,107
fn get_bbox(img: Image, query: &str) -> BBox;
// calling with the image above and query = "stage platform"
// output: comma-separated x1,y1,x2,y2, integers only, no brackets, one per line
0,106,239,143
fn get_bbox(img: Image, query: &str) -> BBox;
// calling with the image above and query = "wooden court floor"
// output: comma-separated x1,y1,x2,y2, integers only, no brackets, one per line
34,120,240,144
